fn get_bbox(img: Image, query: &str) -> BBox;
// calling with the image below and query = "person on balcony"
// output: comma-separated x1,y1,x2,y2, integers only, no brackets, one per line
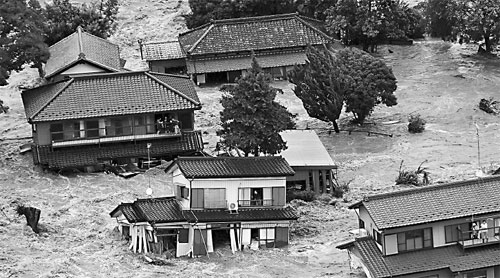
480,220,488,243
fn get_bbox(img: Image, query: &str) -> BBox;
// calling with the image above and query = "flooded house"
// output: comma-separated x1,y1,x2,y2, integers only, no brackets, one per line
141,13,341,84
279,130,337,194
337,175,500,278
110,156,299,257
21,71,203,169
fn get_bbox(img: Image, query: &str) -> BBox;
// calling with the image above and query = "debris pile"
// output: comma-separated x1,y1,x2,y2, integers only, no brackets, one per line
479,98,500,115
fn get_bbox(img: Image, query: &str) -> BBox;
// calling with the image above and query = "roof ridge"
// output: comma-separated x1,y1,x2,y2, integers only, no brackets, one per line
69,70,147,79
48,30,78,48
143,40,180,45
21,78,69,94
179,22,212,37
79,28,120,49
212,13,298,24
294,15,332,41
188,24,215,53
365,175,500,202
29,79,74,121
145,72,201,106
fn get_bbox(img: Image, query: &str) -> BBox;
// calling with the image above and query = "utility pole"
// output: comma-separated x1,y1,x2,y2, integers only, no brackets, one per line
475,123,483,176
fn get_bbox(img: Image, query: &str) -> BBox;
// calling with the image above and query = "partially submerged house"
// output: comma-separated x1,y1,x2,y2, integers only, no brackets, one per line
110,156,299,257
44,27,122,82
140,40,186,75
279,130,337,194
337,175,500,278
21,71,203,169
142,13,340,84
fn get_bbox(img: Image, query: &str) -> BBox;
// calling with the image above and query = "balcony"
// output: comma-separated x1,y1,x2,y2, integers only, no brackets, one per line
51,123,181,148
238,199,273,207
458,226,500,249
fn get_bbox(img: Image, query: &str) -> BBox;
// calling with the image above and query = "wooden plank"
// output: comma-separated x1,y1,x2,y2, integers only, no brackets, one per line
312,170,320,194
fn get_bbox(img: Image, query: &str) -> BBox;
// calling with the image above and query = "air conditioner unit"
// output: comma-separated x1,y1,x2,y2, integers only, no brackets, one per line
228,202,238,214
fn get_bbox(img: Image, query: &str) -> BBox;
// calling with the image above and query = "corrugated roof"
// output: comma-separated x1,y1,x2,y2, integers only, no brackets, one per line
186,51,306,74
142,41,186,61
279,130,337,168
109,197,185,223
179,13,332,55
172,156,295,179
186,207,299,222
354,175,500,230
44,27,121,78
345,237,500,278
22,71,201,122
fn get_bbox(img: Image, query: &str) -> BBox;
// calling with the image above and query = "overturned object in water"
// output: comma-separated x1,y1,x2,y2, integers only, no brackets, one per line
16,205,41,234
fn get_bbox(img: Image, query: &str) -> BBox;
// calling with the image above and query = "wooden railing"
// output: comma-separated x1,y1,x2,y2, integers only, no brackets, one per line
238,199,273,207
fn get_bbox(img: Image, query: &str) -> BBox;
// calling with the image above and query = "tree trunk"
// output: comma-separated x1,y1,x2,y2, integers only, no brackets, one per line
332,121,340,133
484,35,492,53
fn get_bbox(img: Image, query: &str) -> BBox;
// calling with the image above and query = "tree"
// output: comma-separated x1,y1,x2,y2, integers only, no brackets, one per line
218,57,296,156
455,0,500,52
288,46,397,128
288,46,348,133
326,0,419,52
185,0,297,29
423,0,459,40
44,0,119,46
0,0,49,85
338,48,397,124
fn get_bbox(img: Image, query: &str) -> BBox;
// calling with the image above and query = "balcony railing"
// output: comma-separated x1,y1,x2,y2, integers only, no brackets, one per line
51,124,181,148
238,199,273,207
458,226,500,249
203,200,228,209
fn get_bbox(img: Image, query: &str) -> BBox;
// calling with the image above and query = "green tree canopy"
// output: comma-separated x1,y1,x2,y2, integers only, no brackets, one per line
0,0,49,85
339,48,397,123
288,46,348,133
218,57,296,156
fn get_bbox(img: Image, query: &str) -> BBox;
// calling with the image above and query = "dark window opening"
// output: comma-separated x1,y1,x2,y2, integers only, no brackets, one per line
397,228,432,252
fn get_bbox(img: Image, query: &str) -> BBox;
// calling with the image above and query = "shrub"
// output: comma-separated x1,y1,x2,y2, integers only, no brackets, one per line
395,160,430,186
408,114,426,133
286,190,316,203
332,179,352,198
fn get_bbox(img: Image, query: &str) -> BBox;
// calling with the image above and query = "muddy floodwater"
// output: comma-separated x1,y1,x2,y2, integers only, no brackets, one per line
1,38,500,277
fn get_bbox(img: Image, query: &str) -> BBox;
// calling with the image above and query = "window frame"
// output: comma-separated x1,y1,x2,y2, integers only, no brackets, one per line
396,227,433,252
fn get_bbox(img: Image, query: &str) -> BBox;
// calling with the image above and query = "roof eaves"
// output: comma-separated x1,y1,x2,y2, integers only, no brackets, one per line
212,13,297,24
145,72,201,106
44,58,81,79
83,58,121,73
30,78,74,122
294,15,333,42
188,24,215,54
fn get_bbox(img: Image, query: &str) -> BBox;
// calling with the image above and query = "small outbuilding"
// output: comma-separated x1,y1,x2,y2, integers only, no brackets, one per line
279,130,337,194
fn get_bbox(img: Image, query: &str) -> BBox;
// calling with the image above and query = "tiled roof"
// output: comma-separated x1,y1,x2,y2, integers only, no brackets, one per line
142,41,186,61
185,207,299,222
148,72,199,103
110,197,185,223
179,13,332,55
22,71,201,122
279,130,337,168
352,175,500,230
344,237,500,278
110,198,298,224
171,156,295,178
44,27,121,78
186,51,306,74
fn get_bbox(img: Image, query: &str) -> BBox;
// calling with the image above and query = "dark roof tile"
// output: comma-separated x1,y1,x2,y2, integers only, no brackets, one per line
172,156,295,178
110,197,185,223
179,13,331,55
22,71,201,122
349,237,500,278
356,175,500,229
185,207,299,222
142,41,186,61
44,27,121,78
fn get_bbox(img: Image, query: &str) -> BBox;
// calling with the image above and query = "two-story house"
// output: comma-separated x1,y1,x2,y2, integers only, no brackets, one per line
141,13,341,84
44,26,123,82
337,175,500,278
110,156,299,257
21,71,203,169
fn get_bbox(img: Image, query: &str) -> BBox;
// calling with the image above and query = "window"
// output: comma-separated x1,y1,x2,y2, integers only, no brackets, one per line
178,111,192,130
50,123,64,141
85,120,99,138
397,228,432,252
239,187,284,207
179,186,189,199
191,188,204,209
204,188,226,208
464,269,487,278
178,229,189,243
445,223,470,243
359,219,365,229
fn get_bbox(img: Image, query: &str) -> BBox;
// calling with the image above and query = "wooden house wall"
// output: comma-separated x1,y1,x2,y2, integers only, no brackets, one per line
149,59,186,74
